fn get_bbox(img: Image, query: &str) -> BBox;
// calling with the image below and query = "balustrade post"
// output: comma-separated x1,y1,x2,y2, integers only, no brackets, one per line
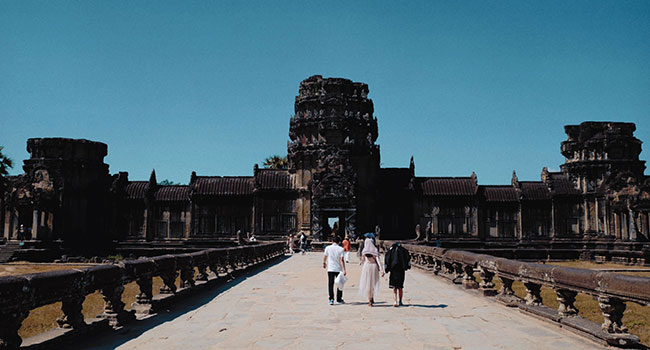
497,275,515,296
56,293,86,328
555,289,578,317
452,262,463,283
100,283,134,328
478,267,496,296
433,259,442,275
598,296,628,333
426,256,435,270
180,265,195,288
159,270,178,294
208,262,222,278
462,264,478,289
523,282,542,306
131,274,153,315
443,261,454,275
0,307,29,350
196,264,209,282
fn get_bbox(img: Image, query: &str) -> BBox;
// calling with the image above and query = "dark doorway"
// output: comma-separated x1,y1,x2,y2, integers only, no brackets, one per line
324,212,346,241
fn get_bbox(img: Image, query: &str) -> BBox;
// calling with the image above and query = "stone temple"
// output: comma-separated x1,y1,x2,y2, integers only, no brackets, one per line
1,75,649,261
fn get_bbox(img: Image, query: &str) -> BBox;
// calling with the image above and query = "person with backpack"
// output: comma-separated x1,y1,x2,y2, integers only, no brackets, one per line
384,242,411,307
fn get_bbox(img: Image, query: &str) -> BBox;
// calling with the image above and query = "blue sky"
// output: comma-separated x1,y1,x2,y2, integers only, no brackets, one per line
1,1,649,184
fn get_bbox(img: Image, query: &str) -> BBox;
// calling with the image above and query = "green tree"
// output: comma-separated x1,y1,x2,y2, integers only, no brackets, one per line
158,179,178,186
263,155,288,169
0,146,14,177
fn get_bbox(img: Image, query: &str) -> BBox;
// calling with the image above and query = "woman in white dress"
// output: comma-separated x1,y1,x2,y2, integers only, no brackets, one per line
358,238,384,306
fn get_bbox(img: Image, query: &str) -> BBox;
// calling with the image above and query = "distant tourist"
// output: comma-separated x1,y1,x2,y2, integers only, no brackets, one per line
384,242,411,307
287,234,294,254
342,235,351,263
323,236,346,305
358,237,384,307
299,232,307,254
375,225,383,253
356,236,365,258
249,233,257,242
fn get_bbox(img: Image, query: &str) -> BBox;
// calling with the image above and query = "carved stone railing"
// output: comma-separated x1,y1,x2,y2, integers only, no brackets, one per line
0,242,284,350
393,242,650,348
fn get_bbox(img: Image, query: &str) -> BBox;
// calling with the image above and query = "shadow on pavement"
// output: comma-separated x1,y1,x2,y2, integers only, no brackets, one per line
67,255,290,350
408,304,448,308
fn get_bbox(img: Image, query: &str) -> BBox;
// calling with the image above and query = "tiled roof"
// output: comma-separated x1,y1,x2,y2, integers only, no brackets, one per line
547,173,580,195
520,182,551,200
419,177,477,196
125,181,147,200
480,186,519,202
255,170,294,191
154,185,189,202
193,176,253,196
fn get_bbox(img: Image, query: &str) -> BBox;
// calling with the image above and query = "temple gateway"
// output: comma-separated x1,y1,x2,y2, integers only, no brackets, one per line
1,76,649,261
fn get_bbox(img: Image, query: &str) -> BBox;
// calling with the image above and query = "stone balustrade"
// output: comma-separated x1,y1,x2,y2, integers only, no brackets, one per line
394,242,650,348
0,242,285,350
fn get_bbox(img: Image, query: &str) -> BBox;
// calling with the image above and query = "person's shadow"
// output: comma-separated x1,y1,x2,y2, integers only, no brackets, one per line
407,304,447,308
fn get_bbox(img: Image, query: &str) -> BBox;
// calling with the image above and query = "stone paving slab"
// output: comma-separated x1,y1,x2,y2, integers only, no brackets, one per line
72,252,607,350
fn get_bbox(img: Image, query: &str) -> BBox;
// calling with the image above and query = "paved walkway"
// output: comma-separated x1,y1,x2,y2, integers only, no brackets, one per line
74,252,605,350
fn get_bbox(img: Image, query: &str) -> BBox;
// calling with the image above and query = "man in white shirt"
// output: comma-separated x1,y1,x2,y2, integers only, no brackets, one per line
323,236,347,305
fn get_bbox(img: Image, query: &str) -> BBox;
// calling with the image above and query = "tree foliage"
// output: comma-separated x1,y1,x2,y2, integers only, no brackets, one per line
0,146,14,177
158,179,178,186
263,155,288,169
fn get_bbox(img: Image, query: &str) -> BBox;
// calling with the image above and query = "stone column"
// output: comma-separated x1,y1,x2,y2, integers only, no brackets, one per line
184,208,191,239
471,206,478,236
523,282,542,305
31,209,39,240
56,293,86,329
603,202,610,236
584,198,591,233
478,268,496,296
594,198,602,232
3,210,10,240
100,283,135,328
46,211,54,238
516,204,523,240
461,264,478,289
555,289,578,317
598,296,628,333
431,206,439,235
550,199,556,238
131,274,153,315
497,276,515,296
143,208,150,241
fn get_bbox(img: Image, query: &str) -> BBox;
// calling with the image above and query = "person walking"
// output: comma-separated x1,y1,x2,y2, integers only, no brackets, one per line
342,235,351,263
323,236,346,305
299,232,307,254
287,234,294,255
358,237,384,306
385,242,411,307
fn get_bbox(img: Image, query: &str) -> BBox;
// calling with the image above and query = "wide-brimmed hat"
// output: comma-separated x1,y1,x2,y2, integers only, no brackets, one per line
364,232,375,239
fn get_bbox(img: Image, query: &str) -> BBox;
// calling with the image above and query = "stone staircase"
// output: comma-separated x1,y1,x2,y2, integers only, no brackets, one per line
0,241,21,263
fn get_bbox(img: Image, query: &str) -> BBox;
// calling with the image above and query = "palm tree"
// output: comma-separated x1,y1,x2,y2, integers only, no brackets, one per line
0,146,13,177
263,155,288,169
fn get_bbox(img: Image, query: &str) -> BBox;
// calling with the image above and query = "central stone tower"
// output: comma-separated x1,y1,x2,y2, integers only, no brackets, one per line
288,75,380,239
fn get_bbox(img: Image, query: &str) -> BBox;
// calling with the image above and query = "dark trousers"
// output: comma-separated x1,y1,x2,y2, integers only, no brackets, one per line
327,271,343,301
